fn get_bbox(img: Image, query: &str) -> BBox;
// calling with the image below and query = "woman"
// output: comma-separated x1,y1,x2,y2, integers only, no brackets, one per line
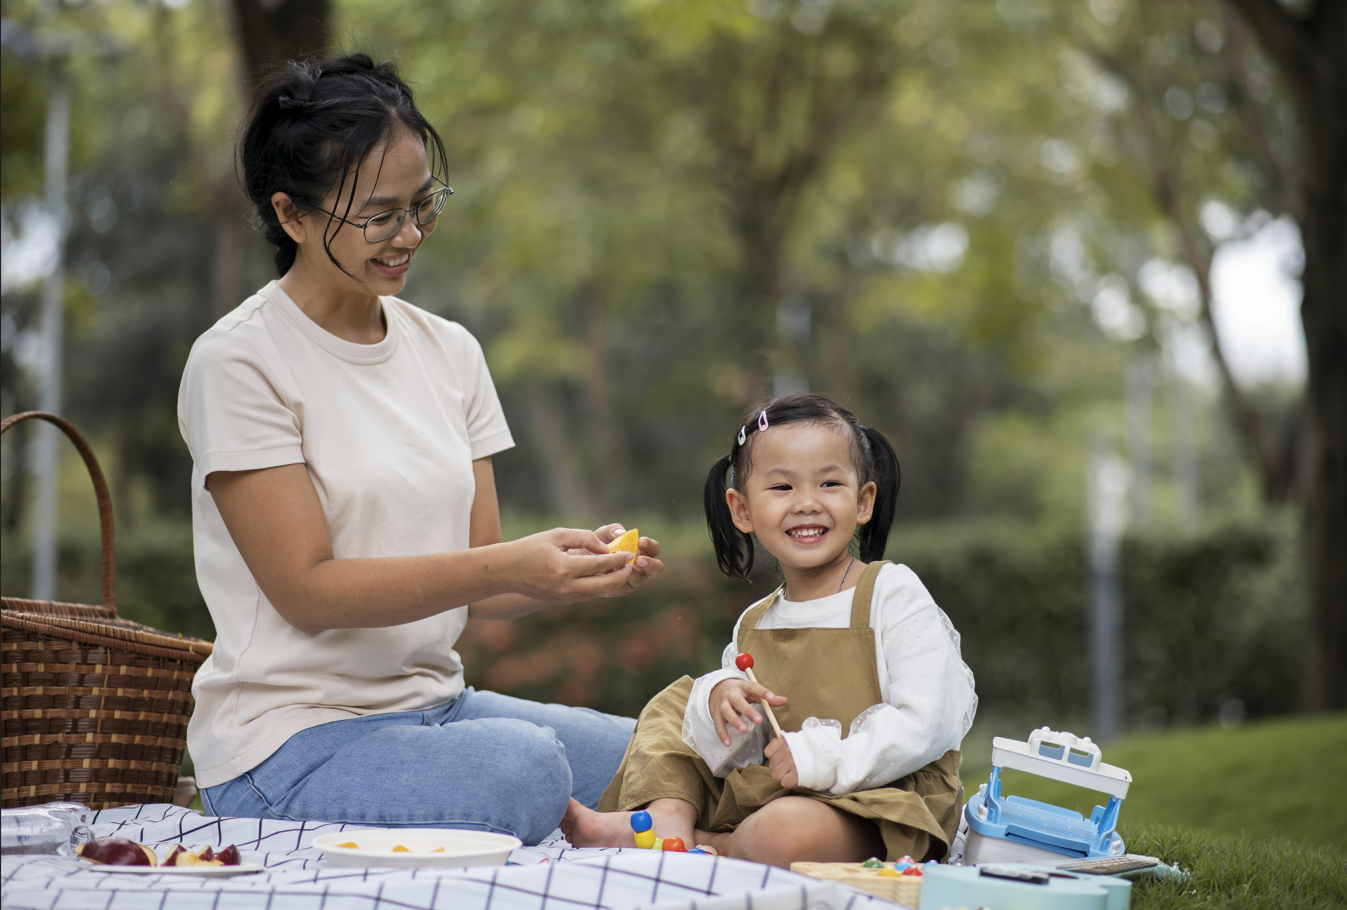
177,54,662,843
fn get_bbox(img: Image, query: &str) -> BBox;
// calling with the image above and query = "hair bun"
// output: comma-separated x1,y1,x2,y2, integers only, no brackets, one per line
276,94,307,114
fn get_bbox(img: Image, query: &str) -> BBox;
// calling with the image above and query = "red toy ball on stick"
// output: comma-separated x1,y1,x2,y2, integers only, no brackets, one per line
732,652,783,738
661,837,687,852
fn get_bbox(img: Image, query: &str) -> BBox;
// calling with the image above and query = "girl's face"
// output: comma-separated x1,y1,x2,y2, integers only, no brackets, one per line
275,129,439,300
726,422,877,575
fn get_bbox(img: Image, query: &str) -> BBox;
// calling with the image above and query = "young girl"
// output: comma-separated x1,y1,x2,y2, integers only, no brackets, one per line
562,395,977,867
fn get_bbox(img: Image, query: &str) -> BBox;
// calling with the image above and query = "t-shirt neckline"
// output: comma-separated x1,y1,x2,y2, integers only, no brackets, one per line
263,280,400,365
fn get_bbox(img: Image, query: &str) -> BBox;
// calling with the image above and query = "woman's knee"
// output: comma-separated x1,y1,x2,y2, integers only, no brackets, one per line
445,719,572,843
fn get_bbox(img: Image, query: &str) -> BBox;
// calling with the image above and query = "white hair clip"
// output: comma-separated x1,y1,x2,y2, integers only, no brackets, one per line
738,425,747,445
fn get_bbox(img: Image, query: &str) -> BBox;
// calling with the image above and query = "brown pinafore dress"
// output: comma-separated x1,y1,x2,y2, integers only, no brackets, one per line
597,561,964,861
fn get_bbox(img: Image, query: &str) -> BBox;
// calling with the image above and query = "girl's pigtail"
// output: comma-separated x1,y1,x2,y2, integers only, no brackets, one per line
704,453,754,580
857,427,901,563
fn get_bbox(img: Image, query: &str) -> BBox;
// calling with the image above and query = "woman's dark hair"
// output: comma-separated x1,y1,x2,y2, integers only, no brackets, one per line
239,53,449,277
703,394,901,580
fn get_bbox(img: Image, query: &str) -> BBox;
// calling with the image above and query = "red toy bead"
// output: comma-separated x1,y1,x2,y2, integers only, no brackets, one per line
735,653,754,671
661,837,687,852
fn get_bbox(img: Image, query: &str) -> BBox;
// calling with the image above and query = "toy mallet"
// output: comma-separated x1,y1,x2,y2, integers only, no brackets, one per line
734,652,783,738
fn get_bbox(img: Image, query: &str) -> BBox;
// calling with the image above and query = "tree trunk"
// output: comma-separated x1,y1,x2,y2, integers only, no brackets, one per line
1224,0,1347,710
231,0,331,83
530,384,594,519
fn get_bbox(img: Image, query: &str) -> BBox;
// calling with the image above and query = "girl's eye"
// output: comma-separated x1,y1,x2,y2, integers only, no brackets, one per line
770,484,792,492
414,197,436,216
367,212,395,227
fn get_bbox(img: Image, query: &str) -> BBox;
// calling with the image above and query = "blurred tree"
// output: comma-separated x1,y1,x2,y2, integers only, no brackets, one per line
1219,0,1346,713
1066,0,1344,710
231,0,329,82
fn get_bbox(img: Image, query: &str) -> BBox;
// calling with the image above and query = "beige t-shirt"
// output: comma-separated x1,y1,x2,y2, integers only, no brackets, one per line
177,281,514,788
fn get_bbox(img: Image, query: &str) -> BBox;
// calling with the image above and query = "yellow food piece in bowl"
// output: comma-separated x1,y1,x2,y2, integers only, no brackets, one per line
336,842,359,849
392,845,411,852
432,847,446,853
608,528,639,557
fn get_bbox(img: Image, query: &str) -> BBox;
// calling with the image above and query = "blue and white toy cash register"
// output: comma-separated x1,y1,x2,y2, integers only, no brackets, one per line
963,727,1132,866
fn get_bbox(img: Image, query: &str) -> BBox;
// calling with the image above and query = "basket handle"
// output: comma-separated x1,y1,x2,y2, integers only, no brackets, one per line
1,411,115,609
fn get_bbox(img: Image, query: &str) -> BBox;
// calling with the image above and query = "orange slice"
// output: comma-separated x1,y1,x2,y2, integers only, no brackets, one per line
392,845,411,853
608,528,639,558
336,842,359,849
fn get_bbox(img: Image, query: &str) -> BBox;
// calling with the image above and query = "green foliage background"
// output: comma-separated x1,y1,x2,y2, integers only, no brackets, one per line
1,0,1309,748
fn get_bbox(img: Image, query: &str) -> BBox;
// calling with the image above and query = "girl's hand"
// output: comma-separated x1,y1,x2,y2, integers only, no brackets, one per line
708,678,788,747
764,737,798,789
592,523,665,596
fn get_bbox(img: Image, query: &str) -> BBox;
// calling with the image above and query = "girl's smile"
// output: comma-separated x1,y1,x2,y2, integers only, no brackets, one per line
726,423,877,601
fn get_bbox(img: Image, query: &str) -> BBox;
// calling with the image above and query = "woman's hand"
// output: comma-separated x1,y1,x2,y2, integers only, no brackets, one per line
708,678,788,747
500,527,645,605
765,737,799,789
592,523,665,596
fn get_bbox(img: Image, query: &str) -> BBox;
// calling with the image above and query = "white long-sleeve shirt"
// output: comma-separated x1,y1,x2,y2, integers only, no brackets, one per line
682,563,977,795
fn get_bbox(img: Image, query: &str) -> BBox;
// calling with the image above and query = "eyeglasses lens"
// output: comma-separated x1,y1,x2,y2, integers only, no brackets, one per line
362,188,451,243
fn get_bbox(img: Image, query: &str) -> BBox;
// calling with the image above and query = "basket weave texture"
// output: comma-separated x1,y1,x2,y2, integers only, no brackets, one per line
1,411,213,809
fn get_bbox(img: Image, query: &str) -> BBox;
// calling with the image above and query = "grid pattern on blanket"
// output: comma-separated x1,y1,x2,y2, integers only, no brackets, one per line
1,804,906,910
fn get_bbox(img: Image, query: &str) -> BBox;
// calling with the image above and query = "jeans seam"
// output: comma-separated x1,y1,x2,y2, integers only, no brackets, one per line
243,772,281,818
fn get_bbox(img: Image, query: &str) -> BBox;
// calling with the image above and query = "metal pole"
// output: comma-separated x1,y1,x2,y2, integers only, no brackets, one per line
1126,353,1153,527
31,55,69,602
1088,436,1128,743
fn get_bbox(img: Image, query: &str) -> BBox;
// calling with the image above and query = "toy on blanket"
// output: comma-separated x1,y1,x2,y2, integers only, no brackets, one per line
963,727,1132,866
792,856,937,904
734,652,784,737
628,811,710,854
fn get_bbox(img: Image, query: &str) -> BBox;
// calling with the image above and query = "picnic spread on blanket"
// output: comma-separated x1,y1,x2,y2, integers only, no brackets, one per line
0,803,902,910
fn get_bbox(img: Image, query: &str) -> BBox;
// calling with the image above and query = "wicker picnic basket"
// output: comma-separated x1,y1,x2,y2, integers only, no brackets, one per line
1,411,213,809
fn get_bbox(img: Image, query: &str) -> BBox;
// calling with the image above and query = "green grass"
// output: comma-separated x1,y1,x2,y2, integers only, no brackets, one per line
957,714,1347,909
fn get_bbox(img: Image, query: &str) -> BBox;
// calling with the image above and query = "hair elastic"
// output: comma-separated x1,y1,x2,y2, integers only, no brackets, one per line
758,410,769,432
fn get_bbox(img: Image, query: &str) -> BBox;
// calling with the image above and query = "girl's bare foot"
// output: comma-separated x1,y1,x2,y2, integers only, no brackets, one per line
561,798,642,848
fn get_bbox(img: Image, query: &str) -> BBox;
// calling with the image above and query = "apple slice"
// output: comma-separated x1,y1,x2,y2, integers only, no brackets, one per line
76,836,157,866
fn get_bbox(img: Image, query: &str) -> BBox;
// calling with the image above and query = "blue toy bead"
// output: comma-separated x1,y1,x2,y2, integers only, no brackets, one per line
688,848,707,854
631,810,653,833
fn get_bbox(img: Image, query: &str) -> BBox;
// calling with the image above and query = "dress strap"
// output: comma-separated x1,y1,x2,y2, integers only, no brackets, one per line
741,583,786,631
849,561,890,629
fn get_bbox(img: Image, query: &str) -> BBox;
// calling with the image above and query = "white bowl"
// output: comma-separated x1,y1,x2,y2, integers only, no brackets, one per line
311,829,522,869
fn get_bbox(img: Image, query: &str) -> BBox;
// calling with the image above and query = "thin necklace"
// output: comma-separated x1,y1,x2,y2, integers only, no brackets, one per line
837,556,857,593
783,555,858,601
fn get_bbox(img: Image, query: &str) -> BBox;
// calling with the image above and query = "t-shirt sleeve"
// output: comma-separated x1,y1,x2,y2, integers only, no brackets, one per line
457,327,514,460
177,333,305,485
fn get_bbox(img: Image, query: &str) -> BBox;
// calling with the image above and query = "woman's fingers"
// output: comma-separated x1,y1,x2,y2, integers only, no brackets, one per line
548,527,614,555
594,523,626,546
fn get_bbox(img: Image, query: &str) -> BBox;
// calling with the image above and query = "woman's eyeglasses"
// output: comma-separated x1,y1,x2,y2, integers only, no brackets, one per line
307,177,453,243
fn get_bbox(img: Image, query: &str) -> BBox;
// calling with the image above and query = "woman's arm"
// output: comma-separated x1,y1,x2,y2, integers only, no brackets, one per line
207,457,642,632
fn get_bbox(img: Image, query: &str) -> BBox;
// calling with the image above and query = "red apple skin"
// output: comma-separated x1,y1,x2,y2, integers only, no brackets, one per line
197,846,215,863
76,836,156,866
216,845,241,866
163,845,187,866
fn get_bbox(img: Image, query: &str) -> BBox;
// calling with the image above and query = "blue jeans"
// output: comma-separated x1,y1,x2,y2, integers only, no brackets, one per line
200,688,636,845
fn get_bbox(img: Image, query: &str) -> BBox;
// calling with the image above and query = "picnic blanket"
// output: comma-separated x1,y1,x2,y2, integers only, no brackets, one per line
0,804,909,910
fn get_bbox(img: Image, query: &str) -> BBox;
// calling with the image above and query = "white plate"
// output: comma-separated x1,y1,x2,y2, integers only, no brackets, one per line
312,829,521,869
80,862,266,877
